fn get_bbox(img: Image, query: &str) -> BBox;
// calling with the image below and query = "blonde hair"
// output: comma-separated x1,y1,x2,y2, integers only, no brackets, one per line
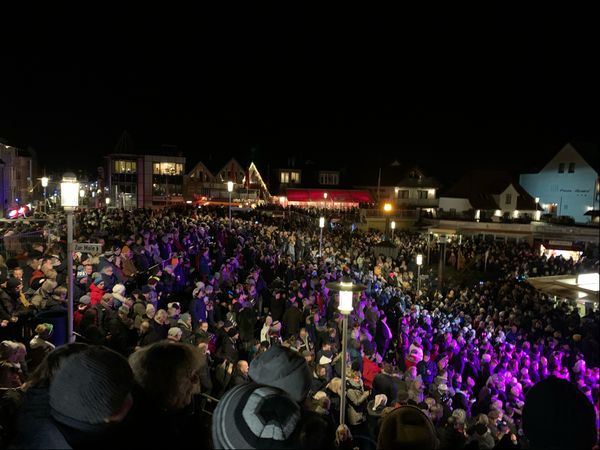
327,377,342,396
335,424,352,446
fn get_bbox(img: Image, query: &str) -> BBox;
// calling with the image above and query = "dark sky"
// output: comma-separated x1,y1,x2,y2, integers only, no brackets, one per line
1,9,597,176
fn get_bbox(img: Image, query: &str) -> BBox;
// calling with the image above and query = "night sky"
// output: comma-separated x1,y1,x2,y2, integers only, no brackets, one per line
1,10,597,177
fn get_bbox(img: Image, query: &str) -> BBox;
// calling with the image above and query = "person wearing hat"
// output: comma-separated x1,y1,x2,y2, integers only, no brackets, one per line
377,405,440,449
28,323,55,372
212,383,304,449
12,345,134,449
216,326,239,364
90,276,106,306
73,295,91,333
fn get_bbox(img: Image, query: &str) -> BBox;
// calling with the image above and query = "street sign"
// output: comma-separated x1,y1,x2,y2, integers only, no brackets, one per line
438,235,447,244
73,243,103,254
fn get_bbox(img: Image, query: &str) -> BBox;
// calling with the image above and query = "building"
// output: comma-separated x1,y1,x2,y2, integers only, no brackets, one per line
438,170,540,222
184,158,270,205
273,157,372,208
394,166,440,214
105,153,186,208
519,143,599,223
0,140,35,217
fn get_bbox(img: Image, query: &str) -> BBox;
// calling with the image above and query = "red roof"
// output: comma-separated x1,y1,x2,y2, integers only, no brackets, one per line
286,188,372,203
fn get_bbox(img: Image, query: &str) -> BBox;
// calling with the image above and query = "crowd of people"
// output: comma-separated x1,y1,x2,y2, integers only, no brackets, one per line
0,204,598,449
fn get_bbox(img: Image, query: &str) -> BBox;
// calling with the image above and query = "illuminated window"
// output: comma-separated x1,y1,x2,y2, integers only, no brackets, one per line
558,163,564,173
153,162,183,175
505,193,512,205
114,160,137,174
568,163,575,173
280,170,301,184
319,172,339,185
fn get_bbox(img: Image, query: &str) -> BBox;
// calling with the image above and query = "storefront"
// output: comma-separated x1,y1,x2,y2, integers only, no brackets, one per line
537,239,585,262
283,188,372,209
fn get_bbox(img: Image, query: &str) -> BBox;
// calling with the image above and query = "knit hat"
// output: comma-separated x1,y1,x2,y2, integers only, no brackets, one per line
76,265,87,280
249,345,312,403
212,384,302,449
49,346,133,428
78,294,91,305
93,276,104,285
377,405,439,449
522,376,596,450
180,313,191,323
6,278,22,290
112,284,126,295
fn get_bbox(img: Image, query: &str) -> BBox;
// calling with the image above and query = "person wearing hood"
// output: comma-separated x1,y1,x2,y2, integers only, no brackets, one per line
111,284,128,310
28,323,55,372
177,313,194,345
89,276,106,306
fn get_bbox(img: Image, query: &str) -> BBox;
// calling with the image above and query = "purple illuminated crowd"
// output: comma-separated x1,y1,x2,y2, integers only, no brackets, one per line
0,205,598,449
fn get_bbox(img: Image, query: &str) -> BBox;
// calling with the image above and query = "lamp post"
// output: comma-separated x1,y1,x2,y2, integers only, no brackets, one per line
323,192,328,209
391,220,396,241
41,176,49,213
227,181,234,228
326,276,366,426
438,235,447,289
79,188,85,208
416,253,423,295
383,202,392,240
319,216,325,257
105,197,111,208
61,172,79,344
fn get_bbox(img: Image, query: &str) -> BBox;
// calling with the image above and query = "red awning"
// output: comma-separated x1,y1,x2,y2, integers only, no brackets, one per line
286,188,373,203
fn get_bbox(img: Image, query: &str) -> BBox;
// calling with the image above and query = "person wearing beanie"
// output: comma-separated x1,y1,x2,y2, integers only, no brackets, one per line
522,376,597,449
249,344,312,403
111,284,127,309
377,405,440,449
12,345,133,449
212,383,303,449
89,276,106,306
177,313,195,345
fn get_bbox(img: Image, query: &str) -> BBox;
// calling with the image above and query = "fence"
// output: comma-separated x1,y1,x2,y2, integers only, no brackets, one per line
0,230,47,259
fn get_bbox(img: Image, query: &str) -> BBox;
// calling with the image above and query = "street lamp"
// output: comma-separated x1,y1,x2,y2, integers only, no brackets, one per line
61,172,79,344
105,197,111,206
416,254,423,295
227,181,234,228
383,202,392,240
319,216,325,257
41,176,49,213
391,220,396,240
326,276,366,426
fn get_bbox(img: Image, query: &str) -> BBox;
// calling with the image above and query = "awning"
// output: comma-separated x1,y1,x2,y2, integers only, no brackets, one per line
286,188,372,203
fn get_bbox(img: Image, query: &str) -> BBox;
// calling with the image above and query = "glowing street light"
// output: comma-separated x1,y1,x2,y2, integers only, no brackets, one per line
391,220,396,240
61,172,79,344
41,176,49,213
326,276,366,426
383,202,392,240
416,254,423,295
105,197,111,206
227,181,234,228
319,216,325,257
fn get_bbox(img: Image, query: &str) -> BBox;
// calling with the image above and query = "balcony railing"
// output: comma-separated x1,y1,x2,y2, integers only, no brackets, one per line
363,209,417,219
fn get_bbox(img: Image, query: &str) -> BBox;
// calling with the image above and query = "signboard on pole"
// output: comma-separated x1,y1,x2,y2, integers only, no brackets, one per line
73,243,103,254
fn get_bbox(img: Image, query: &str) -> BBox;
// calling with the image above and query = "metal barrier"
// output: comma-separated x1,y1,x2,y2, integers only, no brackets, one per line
0,230,47,258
